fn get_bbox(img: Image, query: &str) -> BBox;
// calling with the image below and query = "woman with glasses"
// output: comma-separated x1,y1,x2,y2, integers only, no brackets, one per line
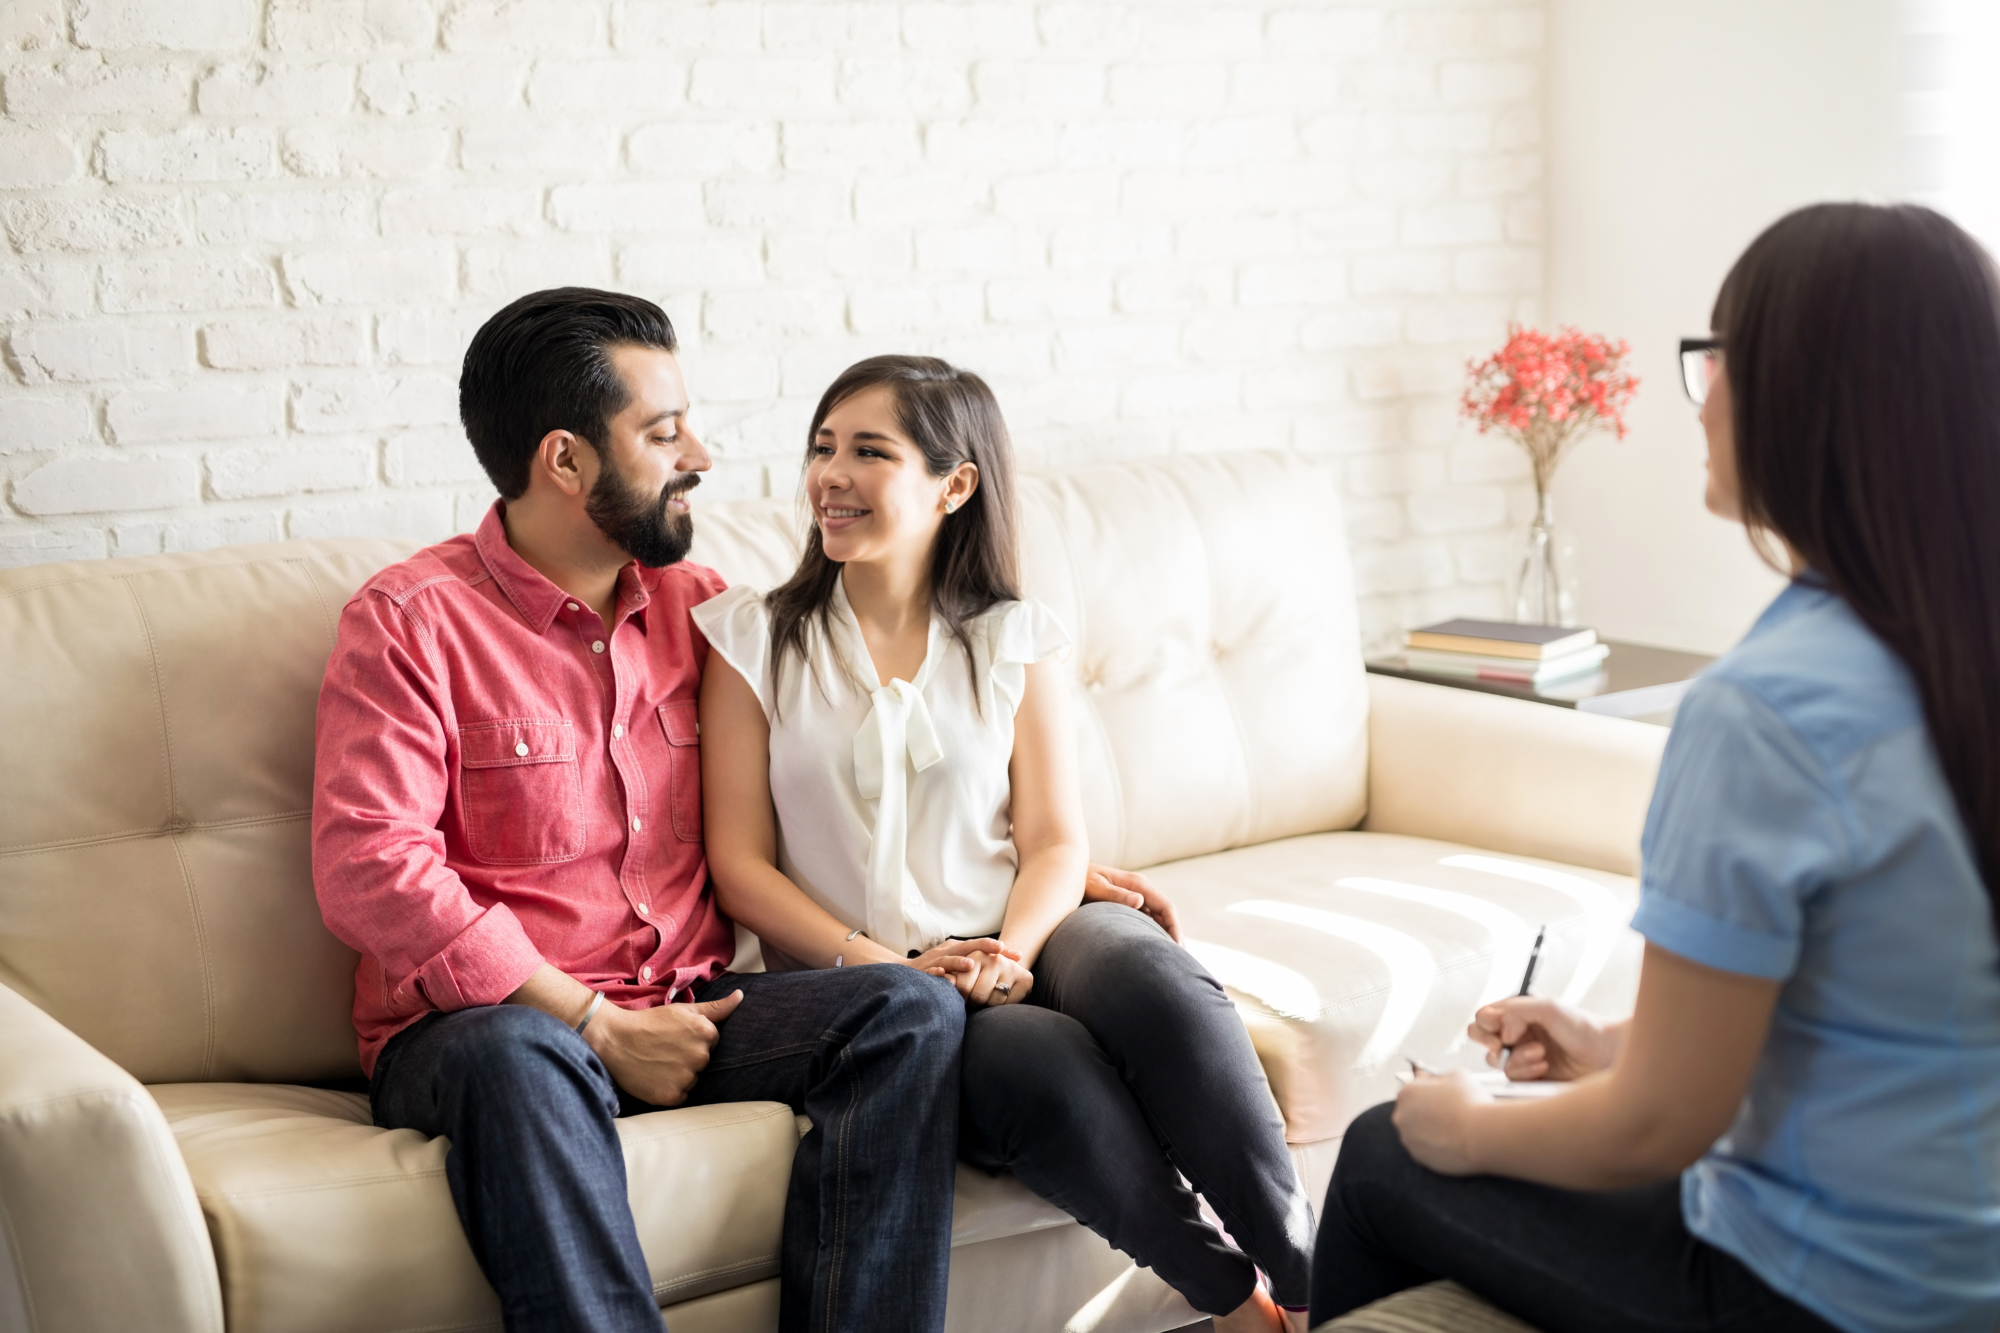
1310,203,2000,1333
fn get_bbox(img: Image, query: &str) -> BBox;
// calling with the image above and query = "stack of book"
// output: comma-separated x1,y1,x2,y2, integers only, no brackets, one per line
1401,618,1609,686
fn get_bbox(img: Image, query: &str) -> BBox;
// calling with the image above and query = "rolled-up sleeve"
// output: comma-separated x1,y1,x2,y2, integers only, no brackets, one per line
1631,677,1853,981
312,591,545,1013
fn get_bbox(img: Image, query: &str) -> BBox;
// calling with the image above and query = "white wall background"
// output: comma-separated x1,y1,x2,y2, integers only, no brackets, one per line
1544,0,1901,654
0,0,1548,654
1901,0,2000,253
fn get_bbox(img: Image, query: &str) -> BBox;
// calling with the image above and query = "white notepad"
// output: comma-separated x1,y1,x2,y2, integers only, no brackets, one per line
1475,1071,1573,1100
1394,1069,1577,1100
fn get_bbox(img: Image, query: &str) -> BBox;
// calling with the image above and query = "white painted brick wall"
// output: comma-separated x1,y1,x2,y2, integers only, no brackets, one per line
0,0,1546,650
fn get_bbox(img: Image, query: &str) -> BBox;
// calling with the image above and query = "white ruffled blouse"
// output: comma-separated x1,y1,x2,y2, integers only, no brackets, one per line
691,580,1072,963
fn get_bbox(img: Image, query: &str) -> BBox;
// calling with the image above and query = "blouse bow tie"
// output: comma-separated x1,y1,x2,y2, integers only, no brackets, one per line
853,677,946,955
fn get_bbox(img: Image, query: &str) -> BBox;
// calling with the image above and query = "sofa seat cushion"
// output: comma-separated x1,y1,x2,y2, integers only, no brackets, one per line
950,1159,1074,1247
149,1083,801,1333
1147,831,1643,1143
151,1084,1081,1333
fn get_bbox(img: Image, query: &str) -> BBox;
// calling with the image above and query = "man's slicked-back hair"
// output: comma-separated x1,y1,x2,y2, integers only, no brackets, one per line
459,287,678,499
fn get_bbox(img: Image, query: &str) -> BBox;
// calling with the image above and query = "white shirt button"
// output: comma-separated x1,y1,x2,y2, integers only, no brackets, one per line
637,903,649,916
591,640,605,654
514,741,529,757
631,816,643,831
640,966,652,981
567,602,579,611
611,723,624,739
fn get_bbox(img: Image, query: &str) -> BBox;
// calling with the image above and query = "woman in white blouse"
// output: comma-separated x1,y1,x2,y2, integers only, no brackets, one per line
697,356,1313,1333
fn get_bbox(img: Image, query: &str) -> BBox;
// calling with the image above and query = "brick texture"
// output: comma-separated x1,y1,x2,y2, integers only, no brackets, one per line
0,0,1543,645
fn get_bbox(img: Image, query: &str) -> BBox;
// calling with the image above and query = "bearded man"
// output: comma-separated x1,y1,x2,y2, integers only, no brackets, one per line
311,289,987,1333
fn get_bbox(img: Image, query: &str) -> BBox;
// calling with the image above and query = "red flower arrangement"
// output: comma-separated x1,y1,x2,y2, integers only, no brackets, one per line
1461,326,1639,495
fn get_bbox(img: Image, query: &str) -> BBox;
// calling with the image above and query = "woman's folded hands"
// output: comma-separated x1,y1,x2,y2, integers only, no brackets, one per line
905,938,1032,1006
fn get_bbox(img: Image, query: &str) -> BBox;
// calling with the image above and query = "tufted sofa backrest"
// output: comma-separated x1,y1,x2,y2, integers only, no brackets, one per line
0,451,1366,1085
1022,452,1370,866
0,540,419,1084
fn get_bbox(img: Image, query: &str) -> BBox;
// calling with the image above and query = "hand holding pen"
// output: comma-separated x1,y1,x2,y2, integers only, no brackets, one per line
1402,930,1546,1084
1466,929,1624,1082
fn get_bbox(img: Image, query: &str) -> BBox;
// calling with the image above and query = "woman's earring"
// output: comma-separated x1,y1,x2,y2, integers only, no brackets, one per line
944,499,957,514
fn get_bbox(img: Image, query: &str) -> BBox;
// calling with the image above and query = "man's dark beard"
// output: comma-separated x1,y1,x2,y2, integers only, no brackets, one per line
584,450,697,568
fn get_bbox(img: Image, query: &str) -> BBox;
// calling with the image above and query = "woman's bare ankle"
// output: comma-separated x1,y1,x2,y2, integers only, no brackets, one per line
1209,1285,1284,1333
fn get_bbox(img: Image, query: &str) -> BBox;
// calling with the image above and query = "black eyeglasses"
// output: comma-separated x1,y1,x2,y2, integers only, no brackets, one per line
1680,338,1722,406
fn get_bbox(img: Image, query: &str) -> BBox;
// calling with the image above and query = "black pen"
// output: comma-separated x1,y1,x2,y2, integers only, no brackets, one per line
1499,924,1547,1072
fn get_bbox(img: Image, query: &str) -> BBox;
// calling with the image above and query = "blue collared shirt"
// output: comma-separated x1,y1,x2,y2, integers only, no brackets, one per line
1632,576,2000,1333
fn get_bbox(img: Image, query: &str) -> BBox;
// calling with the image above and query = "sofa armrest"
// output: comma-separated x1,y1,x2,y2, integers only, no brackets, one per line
1363,674,1668,877
0,981,222,1333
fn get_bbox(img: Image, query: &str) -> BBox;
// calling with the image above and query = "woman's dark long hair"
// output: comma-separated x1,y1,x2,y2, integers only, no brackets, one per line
1716,203,2000,906
766,355,1021,704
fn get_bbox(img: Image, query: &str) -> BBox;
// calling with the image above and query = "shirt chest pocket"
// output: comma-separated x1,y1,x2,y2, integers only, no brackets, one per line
657,700,701,843
458,718,585,864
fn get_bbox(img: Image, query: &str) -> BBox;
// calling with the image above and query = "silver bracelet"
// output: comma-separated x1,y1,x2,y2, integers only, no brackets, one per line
845,926,864,941
574,991,606,1035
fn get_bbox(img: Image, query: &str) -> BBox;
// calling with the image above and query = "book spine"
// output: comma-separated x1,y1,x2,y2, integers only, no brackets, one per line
1402,647,1608,681
1405,634,1546,660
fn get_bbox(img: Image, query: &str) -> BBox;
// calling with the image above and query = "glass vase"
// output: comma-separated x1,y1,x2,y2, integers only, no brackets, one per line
1512,490,1578,627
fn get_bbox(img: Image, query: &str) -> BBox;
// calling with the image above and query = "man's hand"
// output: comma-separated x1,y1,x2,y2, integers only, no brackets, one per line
1084,863,1182,942
582,990,743,1108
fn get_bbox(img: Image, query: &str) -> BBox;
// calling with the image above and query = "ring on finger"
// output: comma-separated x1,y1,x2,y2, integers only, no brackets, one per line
993,983,1011,998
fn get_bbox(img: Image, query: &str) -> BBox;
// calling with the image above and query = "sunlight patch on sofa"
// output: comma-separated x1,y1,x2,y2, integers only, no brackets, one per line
1062,1261,1144,1333
1438,855,1626,1002
1222,903,1437,1071
1183,940,1323,1022
1336,877,1537,1006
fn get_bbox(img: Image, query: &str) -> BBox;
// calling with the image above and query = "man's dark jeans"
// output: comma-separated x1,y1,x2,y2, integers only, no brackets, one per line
370,964,965,1333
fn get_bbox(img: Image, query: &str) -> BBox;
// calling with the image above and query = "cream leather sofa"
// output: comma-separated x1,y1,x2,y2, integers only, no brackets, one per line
0,451,1664,1333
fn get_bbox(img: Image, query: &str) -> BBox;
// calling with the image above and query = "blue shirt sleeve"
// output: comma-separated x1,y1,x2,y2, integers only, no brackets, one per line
1631,675,1853,980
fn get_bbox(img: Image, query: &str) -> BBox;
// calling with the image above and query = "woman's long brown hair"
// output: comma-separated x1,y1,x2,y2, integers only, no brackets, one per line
766,355,1021,706
1716,203,2000,907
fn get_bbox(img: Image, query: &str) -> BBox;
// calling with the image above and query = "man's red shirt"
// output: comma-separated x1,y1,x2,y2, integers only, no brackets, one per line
312,501,733,1077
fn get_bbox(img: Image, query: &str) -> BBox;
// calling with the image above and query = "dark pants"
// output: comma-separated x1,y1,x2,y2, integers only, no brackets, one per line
1311,1102,1843,1332
958,903,1314,1315
370,963,965,1333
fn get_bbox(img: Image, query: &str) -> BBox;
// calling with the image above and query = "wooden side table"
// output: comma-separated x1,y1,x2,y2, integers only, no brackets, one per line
1365,639,1716,725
